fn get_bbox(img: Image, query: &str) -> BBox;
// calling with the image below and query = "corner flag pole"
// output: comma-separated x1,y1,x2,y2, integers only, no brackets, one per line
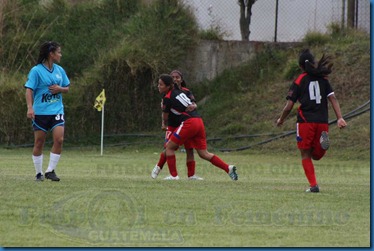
94,89,106,156
100,104,105,156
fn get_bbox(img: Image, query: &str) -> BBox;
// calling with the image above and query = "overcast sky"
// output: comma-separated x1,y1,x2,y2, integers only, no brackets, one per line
182,0,370,41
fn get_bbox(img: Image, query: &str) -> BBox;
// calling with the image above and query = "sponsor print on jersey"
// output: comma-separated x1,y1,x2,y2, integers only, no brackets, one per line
41,93,61,103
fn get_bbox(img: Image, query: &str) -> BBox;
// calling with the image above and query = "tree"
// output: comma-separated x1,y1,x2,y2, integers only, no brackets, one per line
238,0,257,41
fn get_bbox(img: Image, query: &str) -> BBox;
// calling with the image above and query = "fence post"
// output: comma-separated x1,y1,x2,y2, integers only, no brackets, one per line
274,0,279,42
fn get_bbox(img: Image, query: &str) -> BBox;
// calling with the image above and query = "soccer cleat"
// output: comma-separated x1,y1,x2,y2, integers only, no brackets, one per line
151,165,161,179
45,170,60,181
163,175,180,180
320,131,330,150
305,185,320,193
228,165,238,181
35,173,44,182
188,175,204,180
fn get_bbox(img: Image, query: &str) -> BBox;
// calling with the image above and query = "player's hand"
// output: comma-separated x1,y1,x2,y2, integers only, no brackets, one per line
48,84,61,94
276,118,283,127
27,107,35,119
186,103,197,112
161,125,167,131
337,118,347,129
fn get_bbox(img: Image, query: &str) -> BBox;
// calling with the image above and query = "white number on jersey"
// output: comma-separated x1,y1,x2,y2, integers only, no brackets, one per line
176,93,191,107
309,81,321,104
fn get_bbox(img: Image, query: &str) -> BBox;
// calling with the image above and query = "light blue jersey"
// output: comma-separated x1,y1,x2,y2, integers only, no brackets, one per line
24,63,70,115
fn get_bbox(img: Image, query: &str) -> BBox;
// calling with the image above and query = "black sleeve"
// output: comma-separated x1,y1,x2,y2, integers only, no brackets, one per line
286,82,299,103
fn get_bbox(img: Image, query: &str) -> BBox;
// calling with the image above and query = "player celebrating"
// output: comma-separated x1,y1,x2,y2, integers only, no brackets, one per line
276,49,347,192
151,70,203,180
157,74,238,181
25,41,70,181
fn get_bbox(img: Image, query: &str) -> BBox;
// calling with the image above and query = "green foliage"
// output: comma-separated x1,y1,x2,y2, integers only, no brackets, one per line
120,0,198,73
302,31,331,46
282,60,301,80
198,26,228,41
0,0,139,75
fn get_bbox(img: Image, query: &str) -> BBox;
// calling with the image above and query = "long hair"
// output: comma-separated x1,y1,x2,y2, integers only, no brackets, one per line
37,41,60,65
299,49,333,77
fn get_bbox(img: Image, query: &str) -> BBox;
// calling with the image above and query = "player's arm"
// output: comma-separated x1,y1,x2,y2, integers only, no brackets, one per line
25,88,35,119
162,112,169,131
328,94,347,129
276,100,294,126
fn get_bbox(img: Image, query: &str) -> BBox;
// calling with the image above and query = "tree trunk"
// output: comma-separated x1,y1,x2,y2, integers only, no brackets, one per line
239,0,256,41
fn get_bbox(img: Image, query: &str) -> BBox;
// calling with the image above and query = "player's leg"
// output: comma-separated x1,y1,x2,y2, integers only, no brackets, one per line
32,129,47,181
311,124,329,160
297,123,319,192
151,127,176,179
45,125,64,181
31,115,49,181
164,140,180,179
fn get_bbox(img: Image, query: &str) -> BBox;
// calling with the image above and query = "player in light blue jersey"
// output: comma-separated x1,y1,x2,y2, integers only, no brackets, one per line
25,41,70,182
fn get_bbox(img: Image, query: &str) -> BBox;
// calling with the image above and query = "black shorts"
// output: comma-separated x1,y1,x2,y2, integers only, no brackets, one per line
32,114,65,132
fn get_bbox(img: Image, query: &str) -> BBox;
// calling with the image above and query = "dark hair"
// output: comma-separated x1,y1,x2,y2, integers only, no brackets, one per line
37,41,61,65
159,74,174,87
299,49,333,77
170,69,187,88
298,49,315,69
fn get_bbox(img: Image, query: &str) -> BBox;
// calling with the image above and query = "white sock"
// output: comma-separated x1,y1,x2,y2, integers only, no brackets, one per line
32,154,43,175
46,152,61,173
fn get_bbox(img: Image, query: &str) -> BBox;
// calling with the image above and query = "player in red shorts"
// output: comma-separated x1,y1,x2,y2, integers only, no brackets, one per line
151,70,203,180
276,49,347,192
157,74,238,181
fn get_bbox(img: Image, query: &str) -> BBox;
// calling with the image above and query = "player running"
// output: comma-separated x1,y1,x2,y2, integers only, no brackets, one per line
276,49,347,192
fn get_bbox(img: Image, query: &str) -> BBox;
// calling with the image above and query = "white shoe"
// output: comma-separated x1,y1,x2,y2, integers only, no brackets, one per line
228,165,238,181
151,165,161,179
188,175,204,180
163,175,180,180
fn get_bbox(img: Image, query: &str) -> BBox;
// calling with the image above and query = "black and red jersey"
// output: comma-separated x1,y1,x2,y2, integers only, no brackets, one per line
286,72,334,123
162,87,200,127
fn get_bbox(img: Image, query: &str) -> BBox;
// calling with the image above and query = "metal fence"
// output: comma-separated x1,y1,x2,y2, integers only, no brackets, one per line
181,0,370,42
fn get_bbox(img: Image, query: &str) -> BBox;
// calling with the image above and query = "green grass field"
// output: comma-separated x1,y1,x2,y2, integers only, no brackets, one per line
0,146,370,247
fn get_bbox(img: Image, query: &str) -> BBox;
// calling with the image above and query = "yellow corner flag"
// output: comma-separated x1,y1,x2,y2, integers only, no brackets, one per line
94,89,106,111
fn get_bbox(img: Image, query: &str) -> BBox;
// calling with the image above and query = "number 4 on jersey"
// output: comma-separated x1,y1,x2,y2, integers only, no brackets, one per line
309,81,321,104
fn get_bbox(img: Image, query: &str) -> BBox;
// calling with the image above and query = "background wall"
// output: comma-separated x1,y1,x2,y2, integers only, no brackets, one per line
179,40,297,84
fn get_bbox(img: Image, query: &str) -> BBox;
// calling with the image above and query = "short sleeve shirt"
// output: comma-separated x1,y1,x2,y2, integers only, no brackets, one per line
25,63,70,115
287,73,334,123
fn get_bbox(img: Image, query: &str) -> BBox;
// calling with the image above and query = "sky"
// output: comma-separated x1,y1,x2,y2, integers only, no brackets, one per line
182,0,370,41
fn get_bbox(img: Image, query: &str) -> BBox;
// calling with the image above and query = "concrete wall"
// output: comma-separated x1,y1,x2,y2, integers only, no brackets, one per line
179,40,298,85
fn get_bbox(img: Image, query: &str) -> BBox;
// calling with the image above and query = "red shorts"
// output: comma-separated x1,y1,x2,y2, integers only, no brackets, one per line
165,126,193,149
169,117,207,150
296,122,328,158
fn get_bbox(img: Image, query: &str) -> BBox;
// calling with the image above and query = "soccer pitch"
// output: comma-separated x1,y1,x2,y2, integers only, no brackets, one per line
0,147,370,247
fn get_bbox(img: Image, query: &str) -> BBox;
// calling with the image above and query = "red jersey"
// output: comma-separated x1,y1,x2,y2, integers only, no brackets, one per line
287,72,334,123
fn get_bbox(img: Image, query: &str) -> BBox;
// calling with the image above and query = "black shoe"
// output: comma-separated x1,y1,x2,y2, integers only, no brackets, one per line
35,173,44,182
305,185,319,193
45,170,60,181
